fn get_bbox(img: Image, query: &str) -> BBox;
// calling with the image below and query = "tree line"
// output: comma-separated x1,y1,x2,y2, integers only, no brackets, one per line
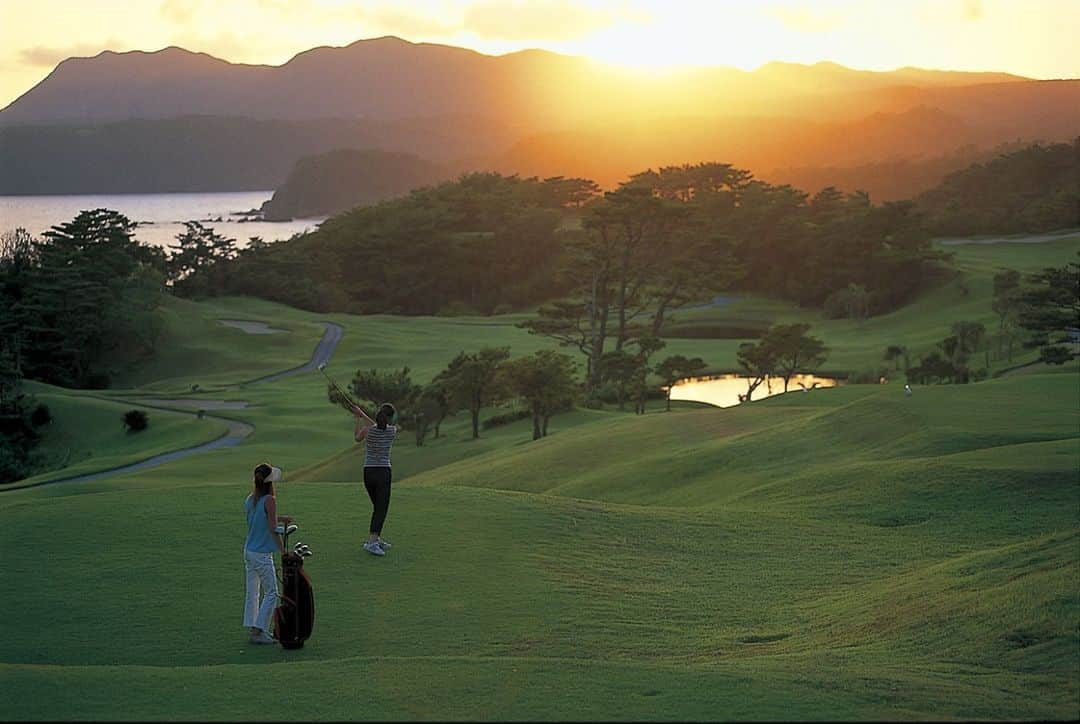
0,211,166,389
518,162,925,395
886,254,1079,385
916,138,1079,237
0,210,167,481
172,172,600,314
332,348,578,445
335,341,716,446
172,162,952,323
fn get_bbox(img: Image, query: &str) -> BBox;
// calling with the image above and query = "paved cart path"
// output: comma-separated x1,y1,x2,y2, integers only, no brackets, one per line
4,322,344,490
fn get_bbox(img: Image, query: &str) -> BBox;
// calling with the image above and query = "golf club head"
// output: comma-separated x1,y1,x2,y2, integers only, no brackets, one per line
284,524,298,536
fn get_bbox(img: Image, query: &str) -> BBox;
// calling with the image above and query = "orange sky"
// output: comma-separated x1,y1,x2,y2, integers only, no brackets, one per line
1,0,1077,108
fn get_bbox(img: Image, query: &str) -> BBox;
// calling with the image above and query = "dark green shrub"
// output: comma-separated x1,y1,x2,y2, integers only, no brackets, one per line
481,408,532,430
123,410,148,432
30,404,52,427
1040,346,1074,365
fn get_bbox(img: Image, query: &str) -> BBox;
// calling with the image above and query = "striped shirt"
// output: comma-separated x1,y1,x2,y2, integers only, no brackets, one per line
364,425,397,467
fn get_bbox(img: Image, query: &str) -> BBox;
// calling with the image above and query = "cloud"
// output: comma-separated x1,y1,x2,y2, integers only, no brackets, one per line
767,4,846,33
167,28,288,64
350,5,463,37
160,0,207,24
462,0,649,41
18,41,124,67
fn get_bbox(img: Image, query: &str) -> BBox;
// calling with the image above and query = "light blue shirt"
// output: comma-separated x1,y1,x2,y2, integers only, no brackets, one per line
244,494,277,553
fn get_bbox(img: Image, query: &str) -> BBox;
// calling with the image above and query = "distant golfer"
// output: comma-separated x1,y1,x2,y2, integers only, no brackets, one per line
243,462,289,644
352,402,398,556
904,383,913,396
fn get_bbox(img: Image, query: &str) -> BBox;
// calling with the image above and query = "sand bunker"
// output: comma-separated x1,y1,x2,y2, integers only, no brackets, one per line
219,319,286,334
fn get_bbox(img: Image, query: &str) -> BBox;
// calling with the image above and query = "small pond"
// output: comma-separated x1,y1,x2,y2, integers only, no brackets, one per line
669,373,842,408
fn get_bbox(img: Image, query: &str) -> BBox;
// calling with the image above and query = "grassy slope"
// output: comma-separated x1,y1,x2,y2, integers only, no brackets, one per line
673,234,1080,376
109,296,328,391
2,371,1075,720
15,382,229,485
1,237,1077,720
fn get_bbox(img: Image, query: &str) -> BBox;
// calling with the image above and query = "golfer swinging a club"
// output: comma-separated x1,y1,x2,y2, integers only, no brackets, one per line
351,401,398,556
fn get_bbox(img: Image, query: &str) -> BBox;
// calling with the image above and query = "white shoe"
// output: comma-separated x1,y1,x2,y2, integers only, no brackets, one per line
249,630,276,645
376,538,392,549
363,540,386,556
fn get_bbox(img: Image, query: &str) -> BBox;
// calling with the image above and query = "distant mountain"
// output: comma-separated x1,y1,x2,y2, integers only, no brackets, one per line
0,37,1042,128
0,116,511,195
767,141,1034,202
260,149,453,220
495,105,995,187
0,38,583,129
0,36,1077,195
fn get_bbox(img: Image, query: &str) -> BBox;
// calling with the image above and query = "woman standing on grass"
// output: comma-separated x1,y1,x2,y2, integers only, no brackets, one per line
351,402,398,557
242,462,289,644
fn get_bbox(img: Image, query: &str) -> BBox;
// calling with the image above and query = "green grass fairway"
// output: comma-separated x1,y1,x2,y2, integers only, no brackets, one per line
2,235,1077,720
673,234,1080,376
17,382,229,486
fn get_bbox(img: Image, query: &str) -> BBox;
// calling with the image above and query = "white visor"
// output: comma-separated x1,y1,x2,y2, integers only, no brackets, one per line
265,465,283,483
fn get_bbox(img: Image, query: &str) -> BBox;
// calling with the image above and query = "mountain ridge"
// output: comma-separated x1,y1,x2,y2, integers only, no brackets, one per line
0,37,1075,195
0,36,1048,127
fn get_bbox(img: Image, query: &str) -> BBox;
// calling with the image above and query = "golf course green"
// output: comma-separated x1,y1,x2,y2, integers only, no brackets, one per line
1,236,1077,720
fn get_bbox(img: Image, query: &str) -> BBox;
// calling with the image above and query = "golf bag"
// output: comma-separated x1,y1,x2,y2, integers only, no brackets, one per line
274,552,315,649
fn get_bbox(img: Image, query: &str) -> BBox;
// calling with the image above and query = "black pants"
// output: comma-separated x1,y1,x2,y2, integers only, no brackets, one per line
363,466,392,534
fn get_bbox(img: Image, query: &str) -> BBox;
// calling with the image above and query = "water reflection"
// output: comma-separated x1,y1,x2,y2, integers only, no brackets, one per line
669,373,841,408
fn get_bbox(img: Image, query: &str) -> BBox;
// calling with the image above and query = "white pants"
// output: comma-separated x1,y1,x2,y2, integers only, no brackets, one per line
243,548,279,633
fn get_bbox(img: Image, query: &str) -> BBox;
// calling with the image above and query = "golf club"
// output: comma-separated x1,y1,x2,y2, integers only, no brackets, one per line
276,523,299,548
317,363,362,414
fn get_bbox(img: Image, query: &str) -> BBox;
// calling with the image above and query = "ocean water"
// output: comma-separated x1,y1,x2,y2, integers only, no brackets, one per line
0,191,325,249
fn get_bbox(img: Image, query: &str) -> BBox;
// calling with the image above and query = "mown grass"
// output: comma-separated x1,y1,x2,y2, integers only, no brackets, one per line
16,382,229,485
672,235,1080,376
1,236,1077,720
